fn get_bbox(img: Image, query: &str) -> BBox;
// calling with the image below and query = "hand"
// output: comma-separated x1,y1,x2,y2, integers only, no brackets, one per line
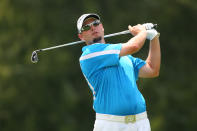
143,23,155,30
128,24,146,36
147,29,160,40
143,23,160,40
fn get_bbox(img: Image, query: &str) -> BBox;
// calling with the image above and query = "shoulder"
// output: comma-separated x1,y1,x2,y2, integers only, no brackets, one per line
79,43,122,62
82,43,105,53
80,43,107,61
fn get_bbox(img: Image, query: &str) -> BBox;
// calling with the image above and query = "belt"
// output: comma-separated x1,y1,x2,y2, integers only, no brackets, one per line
96,112,147,124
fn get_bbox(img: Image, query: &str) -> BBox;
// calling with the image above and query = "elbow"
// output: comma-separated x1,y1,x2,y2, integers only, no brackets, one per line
151,69,160,78
130,45,140,53
146,61,160,78
153,71,160,77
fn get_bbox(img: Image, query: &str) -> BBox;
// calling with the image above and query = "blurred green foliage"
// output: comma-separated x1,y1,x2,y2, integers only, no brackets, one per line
0,0,197,130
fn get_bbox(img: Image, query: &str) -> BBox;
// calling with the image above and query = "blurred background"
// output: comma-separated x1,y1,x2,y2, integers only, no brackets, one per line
0,0,197,130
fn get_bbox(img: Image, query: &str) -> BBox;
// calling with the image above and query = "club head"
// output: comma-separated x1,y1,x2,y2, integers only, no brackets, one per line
31,51,39,63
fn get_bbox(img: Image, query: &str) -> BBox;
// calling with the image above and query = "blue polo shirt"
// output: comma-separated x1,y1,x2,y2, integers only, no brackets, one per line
79,43,146,116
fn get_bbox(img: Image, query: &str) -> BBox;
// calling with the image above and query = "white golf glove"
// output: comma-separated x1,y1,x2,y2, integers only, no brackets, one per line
143,23,160,40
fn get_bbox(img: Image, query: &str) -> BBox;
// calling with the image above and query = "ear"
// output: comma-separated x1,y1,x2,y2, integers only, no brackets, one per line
78,33,84,40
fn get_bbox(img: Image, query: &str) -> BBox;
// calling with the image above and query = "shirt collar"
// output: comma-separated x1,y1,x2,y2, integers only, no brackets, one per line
82,43,103,52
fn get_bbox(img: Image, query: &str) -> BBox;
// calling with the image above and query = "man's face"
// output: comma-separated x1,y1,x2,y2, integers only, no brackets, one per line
78,18,104,44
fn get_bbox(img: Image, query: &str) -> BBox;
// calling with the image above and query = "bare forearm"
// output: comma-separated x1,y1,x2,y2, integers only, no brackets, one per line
120,30,147,56
127,30,147,51
146,36,161,76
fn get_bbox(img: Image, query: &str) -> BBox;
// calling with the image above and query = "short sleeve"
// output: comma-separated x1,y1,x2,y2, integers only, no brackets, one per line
128,55,146,80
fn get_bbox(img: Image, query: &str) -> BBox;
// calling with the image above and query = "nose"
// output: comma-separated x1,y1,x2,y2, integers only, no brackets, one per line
90,25,96,31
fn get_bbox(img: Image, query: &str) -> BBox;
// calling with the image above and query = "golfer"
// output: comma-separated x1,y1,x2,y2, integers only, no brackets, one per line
78,13,160,131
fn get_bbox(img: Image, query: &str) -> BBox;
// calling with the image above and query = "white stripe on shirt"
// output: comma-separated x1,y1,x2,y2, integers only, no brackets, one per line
79,50,120,61
82,73,96,100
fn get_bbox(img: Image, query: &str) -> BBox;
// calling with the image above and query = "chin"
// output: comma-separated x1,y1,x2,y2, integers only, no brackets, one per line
93,37,102,43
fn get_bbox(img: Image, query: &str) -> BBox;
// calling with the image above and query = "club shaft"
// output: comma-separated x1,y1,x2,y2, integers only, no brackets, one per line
38,30,130,52
39,40,84,52
37,24,157,52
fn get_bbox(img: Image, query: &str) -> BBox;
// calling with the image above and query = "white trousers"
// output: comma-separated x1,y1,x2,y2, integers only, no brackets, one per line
93,112,151,131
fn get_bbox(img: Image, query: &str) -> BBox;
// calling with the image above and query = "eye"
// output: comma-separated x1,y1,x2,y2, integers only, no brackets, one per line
82,25,91,31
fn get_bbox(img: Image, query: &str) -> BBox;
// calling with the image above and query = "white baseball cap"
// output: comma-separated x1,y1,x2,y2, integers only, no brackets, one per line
77,13,100,33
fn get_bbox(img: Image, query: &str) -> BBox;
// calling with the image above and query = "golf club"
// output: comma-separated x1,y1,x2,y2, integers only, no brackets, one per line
31,24,157,63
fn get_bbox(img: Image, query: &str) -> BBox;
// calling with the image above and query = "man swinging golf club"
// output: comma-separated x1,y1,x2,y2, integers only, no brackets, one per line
78,13,161,131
